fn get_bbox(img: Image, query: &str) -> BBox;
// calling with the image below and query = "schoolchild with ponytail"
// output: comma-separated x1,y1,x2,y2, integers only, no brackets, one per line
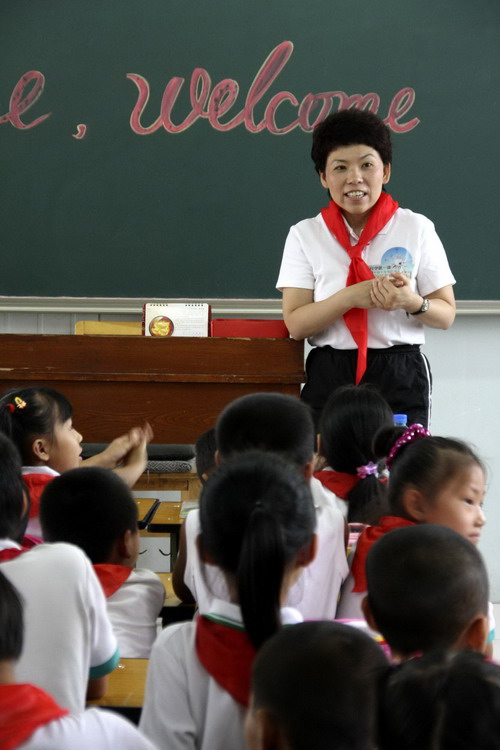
337,423,488,625
0,386,151,538
315,384,393,524
140,450,317,750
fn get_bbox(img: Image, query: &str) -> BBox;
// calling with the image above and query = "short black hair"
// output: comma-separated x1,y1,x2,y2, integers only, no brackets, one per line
40,466,138,563
252,621,387,750
319,385,392,524
200,450,316,650
0,432,29,541
0,386,73,463
215,393,315,469
311,109,392,175
373,429,485,517
378,650,500,750
0,571,24,661
366,525,489,656
194,428,216,482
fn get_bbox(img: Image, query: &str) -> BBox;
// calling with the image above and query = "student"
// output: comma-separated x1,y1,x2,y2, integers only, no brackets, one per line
140,451,317,750
277,108,456,427
0,385,152,537
246,621,388,750
40,466,165,658
315,384,393,524
377,650,500,749
174,393,348,619
0,433,31,561
336,424,488,626
0,570,158,750
362,524,490,660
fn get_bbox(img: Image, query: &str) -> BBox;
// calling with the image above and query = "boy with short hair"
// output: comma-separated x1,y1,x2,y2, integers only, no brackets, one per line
362,524,490,659
0,570,157,749
245,621,387,750
175,392,348,620
40,466,165,658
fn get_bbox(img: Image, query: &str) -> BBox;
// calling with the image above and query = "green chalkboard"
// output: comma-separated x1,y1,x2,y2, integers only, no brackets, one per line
0,0,498,299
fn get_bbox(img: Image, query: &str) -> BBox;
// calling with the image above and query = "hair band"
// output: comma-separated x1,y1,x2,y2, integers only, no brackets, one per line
386,423,431,470
14,397,27,410
356,461,378,479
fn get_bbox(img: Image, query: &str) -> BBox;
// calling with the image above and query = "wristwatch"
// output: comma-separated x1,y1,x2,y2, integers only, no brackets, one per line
410,297,430,315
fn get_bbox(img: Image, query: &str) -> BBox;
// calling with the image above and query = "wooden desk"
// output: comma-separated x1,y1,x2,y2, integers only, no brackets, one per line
87,658,148,709
134,471,201,501
0,335,304,443
147,502,183,563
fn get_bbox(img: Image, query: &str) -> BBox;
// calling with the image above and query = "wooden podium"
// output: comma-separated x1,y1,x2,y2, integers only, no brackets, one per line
0,335,304,443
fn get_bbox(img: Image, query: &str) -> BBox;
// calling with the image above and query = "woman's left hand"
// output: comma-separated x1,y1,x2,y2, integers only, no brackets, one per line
370,272,422,313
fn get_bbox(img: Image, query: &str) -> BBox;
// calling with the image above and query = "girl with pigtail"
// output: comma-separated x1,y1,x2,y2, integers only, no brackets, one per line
140,450,317,750
0,385,152,539
336,422,489,636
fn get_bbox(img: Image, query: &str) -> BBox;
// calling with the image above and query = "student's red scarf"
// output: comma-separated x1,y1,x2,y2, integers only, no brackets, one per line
351,515,416,592
22,473,54,518
321,193,399,384
195,615,256,707
314,469,358,499
0,547,29,563
93,563,133,598
0,683,68,750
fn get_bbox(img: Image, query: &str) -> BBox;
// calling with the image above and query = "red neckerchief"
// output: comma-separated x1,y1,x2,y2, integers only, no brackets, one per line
0,683,69,750
314,469,358,499
0,546,29,563
351,515,416,592
195,615,256,707
22,473,54,518
321,193,399,384
93,564,133,598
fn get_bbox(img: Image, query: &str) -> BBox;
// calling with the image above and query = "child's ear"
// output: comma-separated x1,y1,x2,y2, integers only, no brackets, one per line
214,449,221,468
316,433,322,455
361,595,379,633
118,529,138,562
246,706,284,750
303,458,314,482
31,437,51,463
458,614,489,654
401,488,429,522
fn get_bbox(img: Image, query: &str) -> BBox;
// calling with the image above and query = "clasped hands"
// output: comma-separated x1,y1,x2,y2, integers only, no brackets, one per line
351,272,419,312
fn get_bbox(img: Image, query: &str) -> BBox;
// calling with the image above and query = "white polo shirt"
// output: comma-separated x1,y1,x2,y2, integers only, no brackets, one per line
277,207,455,349
2,543,119,713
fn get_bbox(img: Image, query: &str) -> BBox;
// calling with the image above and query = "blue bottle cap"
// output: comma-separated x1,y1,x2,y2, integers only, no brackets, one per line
393,414,408,426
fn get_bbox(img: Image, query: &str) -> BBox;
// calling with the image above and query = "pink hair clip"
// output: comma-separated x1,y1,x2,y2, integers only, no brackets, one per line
356,461,378,479
386,423,431,470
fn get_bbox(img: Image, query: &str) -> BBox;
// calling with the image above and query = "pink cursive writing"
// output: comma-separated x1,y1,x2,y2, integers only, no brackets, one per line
0,71,51,129
128,41,420,135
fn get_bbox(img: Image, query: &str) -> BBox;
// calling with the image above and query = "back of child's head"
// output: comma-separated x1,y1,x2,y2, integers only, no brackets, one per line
374,425,485,517
0,386,72,464
248,621,387,750
215,393,315,469
194,427,216,482
365,524,489,656
39,466,138,564
319,385,393,524
311,108,393,175
378,650,500,750
0,432,29,542
0,570,23,662
199,450,316,650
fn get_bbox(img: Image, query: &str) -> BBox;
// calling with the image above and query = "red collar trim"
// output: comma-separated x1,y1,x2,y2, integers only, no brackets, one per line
314,469,359,499
0,684,68,749
195,615,256,707
93,563,133,597
351,515,416,592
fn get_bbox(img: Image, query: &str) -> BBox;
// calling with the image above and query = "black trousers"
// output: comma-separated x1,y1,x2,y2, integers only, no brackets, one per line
301,344,432,429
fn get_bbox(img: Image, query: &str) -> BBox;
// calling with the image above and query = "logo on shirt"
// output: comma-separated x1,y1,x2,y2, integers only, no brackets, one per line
369,247,414,279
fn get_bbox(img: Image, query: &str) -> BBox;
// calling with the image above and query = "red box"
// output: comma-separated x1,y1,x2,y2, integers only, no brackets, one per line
210,319,289,338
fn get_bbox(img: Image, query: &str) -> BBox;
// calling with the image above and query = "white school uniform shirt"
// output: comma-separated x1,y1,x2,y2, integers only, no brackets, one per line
183,476,348,620
277,207,455,349
106,568,165,658
19,707,158,750
2,543,119,713
139,599,302,750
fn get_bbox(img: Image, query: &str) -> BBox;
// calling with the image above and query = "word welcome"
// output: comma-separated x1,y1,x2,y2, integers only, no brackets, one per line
1,42,419,135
